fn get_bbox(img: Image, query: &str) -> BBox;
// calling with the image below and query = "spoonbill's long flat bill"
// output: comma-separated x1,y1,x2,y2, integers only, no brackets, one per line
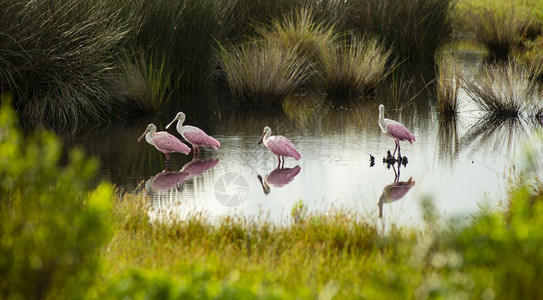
378,104,416,157
138,123,191,164
257,126,301,167
166,112,220,156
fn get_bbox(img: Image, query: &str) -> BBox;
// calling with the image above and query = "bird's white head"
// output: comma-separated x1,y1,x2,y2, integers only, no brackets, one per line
257,126,272,145
166,111,186,129
138,123,157,142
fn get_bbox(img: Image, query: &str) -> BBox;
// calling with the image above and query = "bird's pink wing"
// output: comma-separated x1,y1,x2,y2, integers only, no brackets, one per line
153,132,191,154
386,123,416,143
183,127,220,148
267,136,301,160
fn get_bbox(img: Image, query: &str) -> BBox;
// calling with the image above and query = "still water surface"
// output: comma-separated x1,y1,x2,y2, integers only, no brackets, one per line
64,60,542,228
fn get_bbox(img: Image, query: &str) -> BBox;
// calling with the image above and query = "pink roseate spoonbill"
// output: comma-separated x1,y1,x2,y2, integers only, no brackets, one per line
137,123,191,164
257,126,301,167
165,112,220,157
378,104,416,158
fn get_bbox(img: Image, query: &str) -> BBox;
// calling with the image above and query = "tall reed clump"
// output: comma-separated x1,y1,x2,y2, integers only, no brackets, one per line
256,7,337,60
114,52,175,113
0,0,130,128
462,61,538,118
216,41,312,105
316,36,393,96
345,0,455,62
464,2,532,61
436,56,462,115
0,94,114,299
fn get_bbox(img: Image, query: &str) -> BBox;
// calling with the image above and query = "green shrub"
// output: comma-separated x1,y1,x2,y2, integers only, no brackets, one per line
0,94,113,299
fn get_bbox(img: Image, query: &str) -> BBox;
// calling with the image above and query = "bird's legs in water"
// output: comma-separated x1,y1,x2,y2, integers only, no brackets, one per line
192,146,200,158
276,156,285,169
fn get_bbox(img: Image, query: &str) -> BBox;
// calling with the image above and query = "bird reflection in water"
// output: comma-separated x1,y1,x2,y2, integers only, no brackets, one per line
257,165,301,195
378,162,415,218
145,158,220,195
145,165,190,194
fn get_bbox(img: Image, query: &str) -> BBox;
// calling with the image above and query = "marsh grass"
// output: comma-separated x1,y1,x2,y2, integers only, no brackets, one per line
114,52,175,113
462,61,538,118
216,41,312,105
104,194,422,298
316,36,393,96
345,0,454,62
0,0,130,128
256,7,336,60
436,56,462,115
465,3,532,61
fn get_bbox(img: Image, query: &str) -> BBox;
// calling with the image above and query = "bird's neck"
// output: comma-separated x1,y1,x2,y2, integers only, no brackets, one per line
145,131,155,145
263,131,271,146
379,109,385,124
177,118,185,132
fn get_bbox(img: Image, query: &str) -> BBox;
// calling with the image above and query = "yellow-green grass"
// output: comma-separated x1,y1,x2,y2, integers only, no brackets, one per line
114,51,176,113
316,36,393,97
460,1,532,61
436,55,462,115
216,41,312,105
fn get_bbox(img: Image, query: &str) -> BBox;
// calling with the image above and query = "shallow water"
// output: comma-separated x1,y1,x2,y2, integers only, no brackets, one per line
64,57,542,228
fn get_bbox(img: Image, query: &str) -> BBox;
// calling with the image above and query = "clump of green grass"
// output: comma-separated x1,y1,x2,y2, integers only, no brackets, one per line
316,36,393,96
216,41,312,105
114,51,175,113
345,0,455,62
464,2,532,61
436,56,461,115
0,0,130,128
256,7,337,59
462,61,538,117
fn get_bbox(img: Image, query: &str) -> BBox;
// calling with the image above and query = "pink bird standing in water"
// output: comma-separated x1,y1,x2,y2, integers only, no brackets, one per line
166,112,220,157
258,126,301,167
138,123,191,164
378,104,416,158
